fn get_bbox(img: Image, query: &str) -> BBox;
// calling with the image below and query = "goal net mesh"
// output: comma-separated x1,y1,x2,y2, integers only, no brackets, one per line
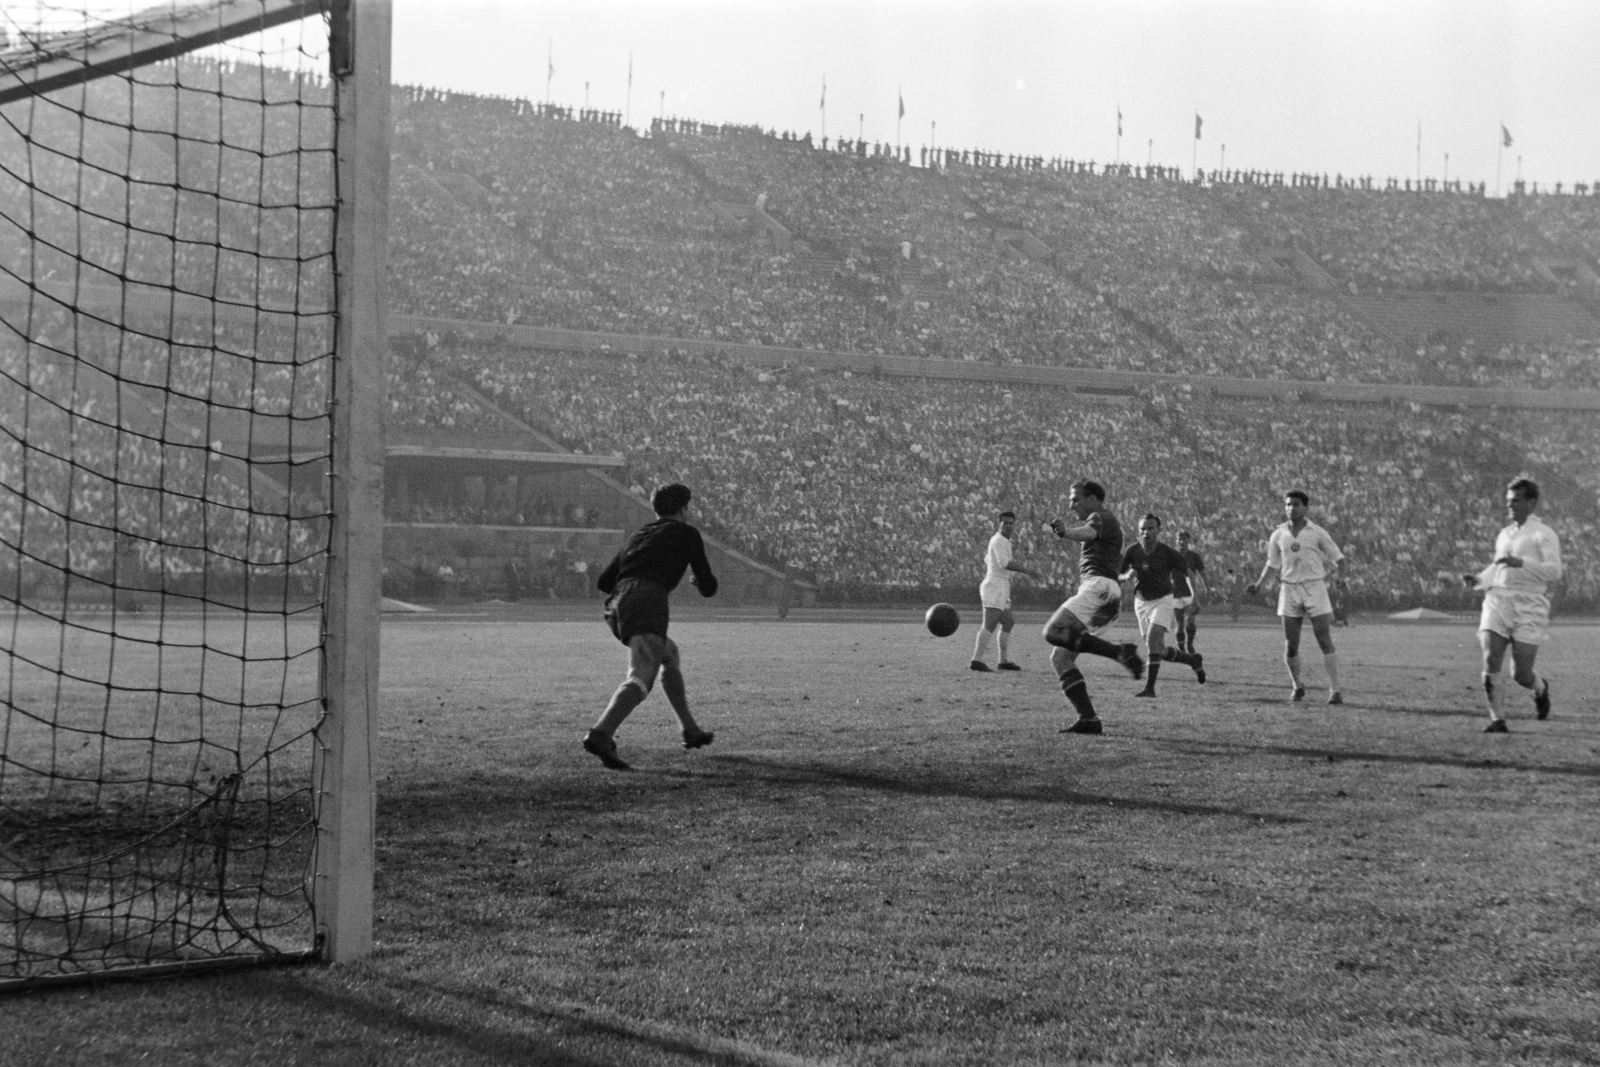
0,1,337,984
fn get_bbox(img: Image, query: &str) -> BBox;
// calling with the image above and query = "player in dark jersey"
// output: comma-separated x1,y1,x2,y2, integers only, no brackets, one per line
582,483,719,770
1119,515,1206,697
1041,480,1146,735
1172,530,1208,653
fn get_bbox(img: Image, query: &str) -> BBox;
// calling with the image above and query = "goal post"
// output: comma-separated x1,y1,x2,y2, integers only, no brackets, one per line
0,0,388,987
318,0,388,966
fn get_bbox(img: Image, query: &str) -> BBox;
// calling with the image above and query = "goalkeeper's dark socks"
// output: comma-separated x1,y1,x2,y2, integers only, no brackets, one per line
1162,646,1200,668
1059,667,1097,719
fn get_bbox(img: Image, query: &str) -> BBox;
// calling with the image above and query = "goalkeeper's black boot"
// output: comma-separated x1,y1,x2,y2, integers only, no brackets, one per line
582,729,631,770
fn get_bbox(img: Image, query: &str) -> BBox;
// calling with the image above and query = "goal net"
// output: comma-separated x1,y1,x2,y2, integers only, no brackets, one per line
0,0,376,987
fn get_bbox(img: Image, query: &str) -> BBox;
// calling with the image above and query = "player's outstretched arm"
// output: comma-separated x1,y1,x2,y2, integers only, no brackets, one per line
1246,563,1278,597
1048,518,1099,543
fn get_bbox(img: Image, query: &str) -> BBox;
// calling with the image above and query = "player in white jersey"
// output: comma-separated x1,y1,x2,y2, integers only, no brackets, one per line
1248,490,1348,704
971,510,1042,671
1462,477,1560,733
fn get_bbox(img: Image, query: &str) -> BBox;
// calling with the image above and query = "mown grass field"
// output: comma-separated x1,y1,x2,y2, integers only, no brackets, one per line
5,605,1599,1066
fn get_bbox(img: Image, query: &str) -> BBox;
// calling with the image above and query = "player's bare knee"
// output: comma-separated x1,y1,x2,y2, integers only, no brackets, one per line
1050,646,1075,675
1044,618,1077,648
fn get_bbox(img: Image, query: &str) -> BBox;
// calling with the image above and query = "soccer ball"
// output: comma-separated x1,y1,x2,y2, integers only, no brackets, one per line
925,602,960,637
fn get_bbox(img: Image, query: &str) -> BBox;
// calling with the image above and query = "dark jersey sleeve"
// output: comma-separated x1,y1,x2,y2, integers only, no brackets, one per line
597,553,622,596
684,526,718,598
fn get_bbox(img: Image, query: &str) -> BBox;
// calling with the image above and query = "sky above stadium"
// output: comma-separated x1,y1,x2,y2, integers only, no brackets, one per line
390,0,1599,193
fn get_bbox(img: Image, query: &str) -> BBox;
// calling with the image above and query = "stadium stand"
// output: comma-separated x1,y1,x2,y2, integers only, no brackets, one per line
12,70,1600,610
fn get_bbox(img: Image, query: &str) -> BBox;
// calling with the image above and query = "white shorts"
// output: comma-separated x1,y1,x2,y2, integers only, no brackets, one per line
1171,595,1193,611
1479,588,1549,645
979,575,1012,611
1134,595,1178,637
1278,578,1333,619
1061,575,1123,633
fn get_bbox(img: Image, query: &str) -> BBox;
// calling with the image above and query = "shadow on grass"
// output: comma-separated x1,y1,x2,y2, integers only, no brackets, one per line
232,968,813,1067
700,754,1303,824
1155,737,1600,778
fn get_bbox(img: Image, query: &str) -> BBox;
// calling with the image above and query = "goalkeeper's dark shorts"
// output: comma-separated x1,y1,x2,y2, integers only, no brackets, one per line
608,577,671,645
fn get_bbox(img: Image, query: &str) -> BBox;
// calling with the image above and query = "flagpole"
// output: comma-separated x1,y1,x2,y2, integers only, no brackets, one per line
1191,113,1199,181
546,39,553,106
1496,141,1503,197
896,86,903,155
1416,120,1421,186
1115,103,1120,164
625,52,632,129
820,75,826,144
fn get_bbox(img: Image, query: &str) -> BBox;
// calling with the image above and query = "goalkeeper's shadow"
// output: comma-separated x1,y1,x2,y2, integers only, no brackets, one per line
696,753,1303,824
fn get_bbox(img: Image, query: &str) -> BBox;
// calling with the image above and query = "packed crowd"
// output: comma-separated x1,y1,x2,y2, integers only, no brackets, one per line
384,90,1600,390
424,342,1600,610
1222,184,1548,292
1,58,335,314
0,332,327,603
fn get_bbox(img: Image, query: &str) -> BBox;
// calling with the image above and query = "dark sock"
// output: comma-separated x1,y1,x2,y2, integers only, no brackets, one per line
1144,661,1161,689
1162,646,1200,668
1069,632,1125,660
1060,667,1097,719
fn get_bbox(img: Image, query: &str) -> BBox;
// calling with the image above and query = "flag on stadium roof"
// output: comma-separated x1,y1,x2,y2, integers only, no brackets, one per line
1194,113,1202,139
1502,124,1513,147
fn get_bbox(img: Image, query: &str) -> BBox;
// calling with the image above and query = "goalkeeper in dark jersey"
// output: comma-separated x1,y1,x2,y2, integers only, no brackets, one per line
582,483,718,771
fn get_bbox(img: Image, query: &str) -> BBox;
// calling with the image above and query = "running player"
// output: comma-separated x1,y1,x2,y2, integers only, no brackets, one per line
1119,514,1206,697
971,510,1043,671
1171,529,1208,653
1247,490,1348,705
583,483,718,770
1041,480,1146,734
1462,477,1561,733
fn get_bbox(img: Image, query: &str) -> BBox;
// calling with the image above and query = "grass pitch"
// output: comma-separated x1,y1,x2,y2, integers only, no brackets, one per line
5,606,1598,1065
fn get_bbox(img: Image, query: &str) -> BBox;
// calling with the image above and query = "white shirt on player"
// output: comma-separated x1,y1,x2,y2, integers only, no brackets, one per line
1266,520,1343,584
979,532,1014,609
1475,515,1561,596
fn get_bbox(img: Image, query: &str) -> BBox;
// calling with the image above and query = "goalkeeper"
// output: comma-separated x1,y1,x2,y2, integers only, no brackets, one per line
583,483,719,771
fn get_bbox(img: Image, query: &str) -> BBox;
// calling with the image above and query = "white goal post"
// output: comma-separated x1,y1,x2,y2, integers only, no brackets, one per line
0,0,388,986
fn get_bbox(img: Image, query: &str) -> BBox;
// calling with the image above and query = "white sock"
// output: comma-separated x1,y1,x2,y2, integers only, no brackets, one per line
1483,672,1503,720
1285,654,1302,688
997,629,1012,663
1324,651,1341,693
972,628,993,663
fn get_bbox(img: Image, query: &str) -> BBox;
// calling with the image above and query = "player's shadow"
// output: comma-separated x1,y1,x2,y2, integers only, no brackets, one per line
702,753,1302,824
1160,738,1600,778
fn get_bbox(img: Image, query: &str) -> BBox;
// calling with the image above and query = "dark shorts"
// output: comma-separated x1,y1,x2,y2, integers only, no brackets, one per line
609,578,670,645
